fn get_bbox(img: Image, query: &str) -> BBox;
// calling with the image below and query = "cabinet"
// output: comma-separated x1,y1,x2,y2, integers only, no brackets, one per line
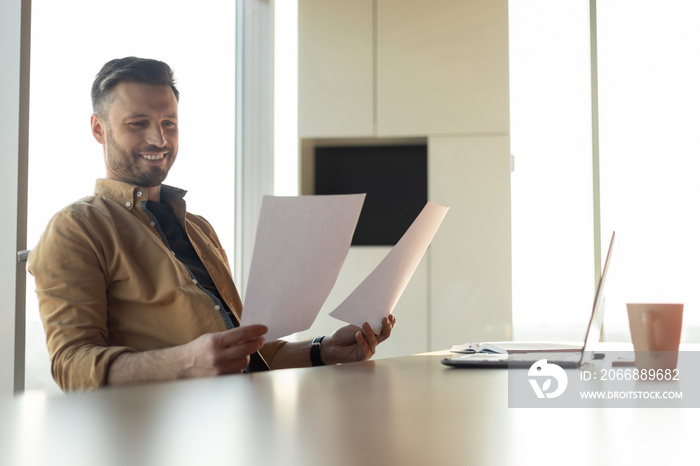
298,0,374,138
295,246,429,359
377,0,509,136
298,0,509,138
297,0,512,355
428,136,512,349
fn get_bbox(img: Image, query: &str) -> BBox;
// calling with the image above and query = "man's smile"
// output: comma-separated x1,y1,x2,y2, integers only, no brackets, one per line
139,153,166,161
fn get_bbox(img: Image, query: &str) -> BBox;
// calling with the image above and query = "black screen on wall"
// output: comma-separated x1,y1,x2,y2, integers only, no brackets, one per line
314,145,428,246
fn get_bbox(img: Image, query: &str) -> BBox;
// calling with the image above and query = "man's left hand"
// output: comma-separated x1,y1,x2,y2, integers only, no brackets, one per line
321,315,396,365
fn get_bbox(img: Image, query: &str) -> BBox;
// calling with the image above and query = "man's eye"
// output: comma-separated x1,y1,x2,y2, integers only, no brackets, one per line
162,121,177,127
128,122,146,128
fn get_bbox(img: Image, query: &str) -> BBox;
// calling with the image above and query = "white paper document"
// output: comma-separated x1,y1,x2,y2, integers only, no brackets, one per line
329,202,449,334
241,194,365,341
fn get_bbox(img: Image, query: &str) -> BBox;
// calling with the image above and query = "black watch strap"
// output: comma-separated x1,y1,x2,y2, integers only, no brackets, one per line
310,336,325,366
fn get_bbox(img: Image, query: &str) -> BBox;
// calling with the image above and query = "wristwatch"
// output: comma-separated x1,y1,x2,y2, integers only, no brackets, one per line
310,336,325,366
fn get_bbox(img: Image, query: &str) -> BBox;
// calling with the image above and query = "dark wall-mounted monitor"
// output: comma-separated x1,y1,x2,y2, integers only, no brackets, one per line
314,145,428,246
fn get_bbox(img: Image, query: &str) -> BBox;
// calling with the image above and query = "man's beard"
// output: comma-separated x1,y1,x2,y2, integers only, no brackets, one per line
105,131,175,188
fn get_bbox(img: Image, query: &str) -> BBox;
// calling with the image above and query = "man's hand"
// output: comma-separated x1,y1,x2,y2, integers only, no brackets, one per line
107,324,267,386
176,325,268,378
321,315,396,365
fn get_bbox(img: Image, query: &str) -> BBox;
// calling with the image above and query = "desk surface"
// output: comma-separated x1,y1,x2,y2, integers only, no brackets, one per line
1,351,697,466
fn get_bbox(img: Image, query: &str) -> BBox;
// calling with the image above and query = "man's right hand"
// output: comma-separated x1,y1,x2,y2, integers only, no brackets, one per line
177,325,268,378
107,324,268,386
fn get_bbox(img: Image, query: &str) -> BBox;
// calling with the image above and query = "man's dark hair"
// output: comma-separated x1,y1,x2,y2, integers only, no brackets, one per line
91,57,180,118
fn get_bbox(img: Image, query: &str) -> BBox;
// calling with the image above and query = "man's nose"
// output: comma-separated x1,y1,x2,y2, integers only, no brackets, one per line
146,125,167,147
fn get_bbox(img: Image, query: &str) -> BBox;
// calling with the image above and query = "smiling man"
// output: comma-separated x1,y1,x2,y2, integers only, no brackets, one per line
27,57,395,391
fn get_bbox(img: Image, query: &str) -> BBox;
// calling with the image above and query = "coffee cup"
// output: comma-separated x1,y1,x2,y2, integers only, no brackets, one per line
626,303,683,370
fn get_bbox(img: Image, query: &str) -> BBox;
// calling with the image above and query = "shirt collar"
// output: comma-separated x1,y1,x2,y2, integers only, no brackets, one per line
94,179,187,208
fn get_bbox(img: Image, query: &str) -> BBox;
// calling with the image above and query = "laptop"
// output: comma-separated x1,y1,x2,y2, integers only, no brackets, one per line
441,232,616,369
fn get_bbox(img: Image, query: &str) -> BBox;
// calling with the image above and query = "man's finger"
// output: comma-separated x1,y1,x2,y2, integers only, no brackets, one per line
219,336,266,360
214,355,251,375
218,324,268,346
355,330,372,358
362,322,378,346
377,315,395,343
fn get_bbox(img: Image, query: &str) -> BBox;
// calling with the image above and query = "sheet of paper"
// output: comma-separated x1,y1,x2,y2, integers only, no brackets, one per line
241,194,364,341
329,202,449,333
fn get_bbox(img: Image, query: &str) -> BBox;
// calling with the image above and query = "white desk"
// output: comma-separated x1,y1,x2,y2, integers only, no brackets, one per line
1,351,696,466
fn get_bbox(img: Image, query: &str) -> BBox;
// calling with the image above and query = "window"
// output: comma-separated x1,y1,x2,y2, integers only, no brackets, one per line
509,0,594,340
274,0,299,196
511,0,700,343
26,0,237,392
597,0,700,341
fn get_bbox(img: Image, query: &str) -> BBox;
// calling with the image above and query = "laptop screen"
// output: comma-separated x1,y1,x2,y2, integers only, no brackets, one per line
579,232,616,364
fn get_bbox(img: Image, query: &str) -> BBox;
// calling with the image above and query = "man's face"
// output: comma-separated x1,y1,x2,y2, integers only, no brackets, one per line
93,82,179,188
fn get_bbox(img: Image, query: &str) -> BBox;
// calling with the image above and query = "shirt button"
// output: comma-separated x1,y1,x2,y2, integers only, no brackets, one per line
125,201,132,207
136,191,143,197
171,250,176,256
214,305,221,311
192,279,198,284
150,221,156,227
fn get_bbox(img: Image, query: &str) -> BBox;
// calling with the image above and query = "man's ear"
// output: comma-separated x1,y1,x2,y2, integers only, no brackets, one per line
91,114,106,144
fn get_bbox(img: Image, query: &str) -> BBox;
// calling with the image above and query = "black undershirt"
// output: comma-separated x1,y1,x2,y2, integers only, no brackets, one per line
146,200,235,325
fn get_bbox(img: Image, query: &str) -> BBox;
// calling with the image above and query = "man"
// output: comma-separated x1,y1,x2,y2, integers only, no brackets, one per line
28,57,395,391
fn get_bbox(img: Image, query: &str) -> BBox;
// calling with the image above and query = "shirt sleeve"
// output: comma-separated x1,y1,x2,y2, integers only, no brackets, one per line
27,207,134,391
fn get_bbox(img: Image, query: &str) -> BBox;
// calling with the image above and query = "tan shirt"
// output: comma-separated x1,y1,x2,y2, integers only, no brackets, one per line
28,179,284,391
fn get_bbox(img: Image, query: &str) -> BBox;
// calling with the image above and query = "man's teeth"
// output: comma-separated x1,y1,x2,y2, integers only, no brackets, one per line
140,154,165,160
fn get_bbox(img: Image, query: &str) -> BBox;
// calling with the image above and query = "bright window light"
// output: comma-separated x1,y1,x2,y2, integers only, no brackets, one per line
26,0,237,392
